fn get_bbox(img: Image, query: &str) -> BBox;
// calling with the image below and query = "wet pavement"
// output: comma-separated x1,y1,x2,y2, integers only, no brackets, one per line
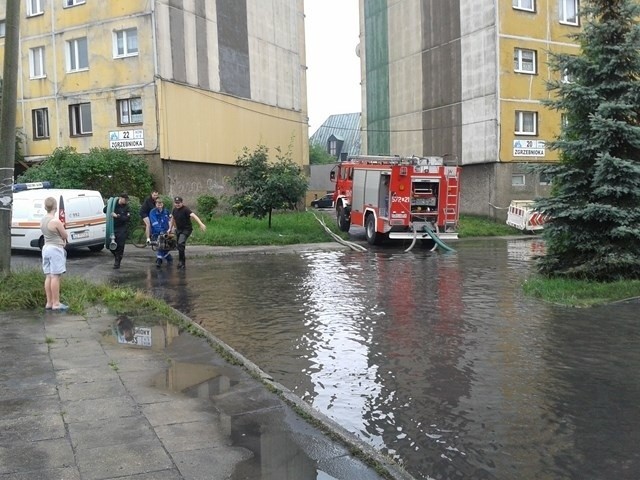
11,237,640,479
0,305,408,479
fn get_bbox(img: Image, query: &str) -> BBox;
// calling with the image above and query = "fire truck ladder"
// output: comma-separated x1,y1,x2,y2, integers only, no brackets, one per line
444,174,459,231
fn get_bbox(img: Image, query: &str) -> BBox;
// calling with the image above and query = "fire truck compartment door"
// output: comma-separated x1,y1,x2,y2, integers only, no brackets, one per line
352,169,382,211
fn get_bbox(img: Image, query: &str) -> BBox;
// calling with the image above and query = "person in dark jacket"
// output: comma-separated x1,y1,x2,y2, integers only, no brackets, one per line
104,194,131,269
169,196,206,269
140,190,159,239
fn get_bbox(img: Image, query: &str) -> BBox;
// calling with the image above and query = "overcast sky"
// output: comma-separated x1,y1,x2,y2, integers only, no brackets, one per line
304,0,362,134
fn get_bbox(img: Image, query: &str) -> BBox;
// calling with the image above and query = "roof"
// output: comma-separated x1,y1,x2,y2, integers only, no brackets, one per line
309,113,361,157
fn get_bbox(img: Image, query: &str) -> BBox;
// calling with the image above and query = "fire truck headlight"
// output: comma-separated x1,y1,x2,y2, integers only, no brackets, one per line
399,184,405,191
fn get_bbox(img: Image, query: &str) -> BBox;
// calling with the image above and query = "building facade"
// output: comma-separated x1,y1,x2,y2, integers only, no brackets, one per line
0,0,308,202
359,0,580,219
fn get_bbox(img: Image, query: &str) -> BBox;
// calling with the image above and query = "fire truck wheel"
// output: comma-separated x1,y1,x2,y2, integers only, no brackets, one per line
336,206,351,232
365,214,383,245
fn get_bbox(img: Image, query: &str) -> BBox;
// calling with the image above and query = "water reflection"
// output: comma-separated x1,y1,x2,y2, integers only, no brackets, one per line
102,315,180,351
152,360,334,480
118,239,640,479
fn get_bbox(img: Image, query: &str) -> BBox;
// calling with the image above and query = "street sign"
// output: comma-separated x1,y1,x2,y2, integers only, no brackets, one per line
513,140,545,157
109,129,144,150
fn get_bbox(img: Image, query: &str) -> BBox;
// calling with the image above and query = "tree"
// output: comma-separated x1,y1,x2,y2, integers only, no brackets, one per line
18,147,154,199
536,0,640,281
229,145,308,228
309,142,337,164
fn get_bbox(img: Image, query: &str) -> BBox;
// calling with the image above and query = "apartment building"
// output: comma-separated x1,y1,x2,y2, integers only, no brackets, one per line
0,0,308,201
359,0,580,218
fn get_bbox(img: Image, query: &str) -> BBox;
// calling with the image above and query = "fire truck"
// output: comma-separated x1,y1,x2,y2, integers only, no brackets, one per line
330,155,461,246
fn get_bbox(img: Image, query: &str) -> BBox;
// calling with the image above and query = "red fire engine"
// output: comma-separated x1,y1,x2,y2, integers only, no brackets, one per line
330,155,461,246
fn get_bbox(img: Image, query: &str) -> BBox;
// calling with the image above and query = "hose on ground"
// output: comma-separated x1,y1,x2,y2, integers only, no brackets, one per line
313,213,367,252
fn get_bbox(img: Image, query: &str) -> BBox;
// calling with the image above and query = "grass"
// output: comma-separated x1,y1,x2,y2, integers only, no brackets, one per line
458,214,522,238
152,211,521,247
523,276,640,307
188,211,342,246
0,268,180,317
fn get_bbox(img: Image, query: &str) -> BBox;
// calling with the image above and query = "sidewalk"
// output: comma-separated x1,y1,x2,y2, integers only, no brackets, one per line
0,306,414,480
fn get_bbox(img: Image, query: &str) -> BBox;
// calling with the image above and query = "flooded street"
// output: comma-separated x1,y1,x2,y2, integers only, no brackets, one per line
14,238,640,479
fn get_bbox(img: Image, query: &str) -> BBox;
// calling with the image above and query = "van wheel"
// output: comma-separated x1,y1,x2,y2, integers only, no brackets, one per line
38,236,44,250
88,244,104,252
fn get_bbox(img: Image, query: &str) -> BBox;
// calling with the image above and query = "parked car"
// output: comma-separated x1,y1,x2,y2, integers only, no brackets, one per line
310,193,334,209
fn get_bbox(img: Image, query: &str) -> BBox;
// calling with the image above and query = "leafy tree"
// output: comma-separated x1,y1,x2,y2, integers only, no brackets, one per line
17,147,154,199
309,142,337,164
229,144,308,228
536,0,640,281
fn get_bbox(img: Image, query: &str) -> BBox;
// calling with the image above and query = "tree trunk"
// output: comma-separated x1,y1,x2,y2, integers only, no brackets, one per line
0,0,21,276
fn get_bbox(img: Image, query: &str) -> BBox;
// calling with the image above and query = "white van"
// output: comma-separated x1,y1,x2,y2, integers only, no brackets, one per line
11,182,106,252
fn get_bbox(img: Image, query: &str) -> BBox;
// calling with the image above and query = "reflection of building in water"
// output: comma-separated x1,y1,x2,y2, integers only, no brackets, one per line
152,361,317,480
230,415,317,480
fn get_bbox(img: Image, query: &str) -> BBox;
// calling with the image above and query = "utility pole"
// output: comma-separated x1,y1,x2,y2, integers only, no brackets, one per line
0,0,20,276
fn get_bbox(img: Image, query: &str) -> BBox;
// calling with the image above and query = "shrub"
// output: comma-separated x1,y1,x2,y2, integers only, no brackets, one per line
196,194,219,221
17,147,154,200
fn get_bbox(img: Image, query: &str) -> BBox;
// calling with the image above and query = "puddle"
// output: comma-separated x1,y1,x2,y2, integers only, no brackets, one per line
102,314,180,351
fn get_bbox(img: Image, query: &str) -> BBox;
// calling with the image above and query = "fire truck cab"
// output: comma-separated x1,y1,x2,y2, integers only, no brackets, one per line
330,155,461,246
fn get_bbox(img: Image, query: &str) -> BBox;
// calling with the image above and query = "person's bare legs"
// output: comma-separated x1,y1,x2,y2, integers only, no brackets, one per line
44,275,53,308
49,274,61,308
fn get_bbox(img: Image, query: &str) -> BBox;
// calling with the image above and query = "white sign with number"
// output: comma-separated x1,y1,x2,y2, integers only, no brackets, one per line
109,130,144,150
513,140,545,157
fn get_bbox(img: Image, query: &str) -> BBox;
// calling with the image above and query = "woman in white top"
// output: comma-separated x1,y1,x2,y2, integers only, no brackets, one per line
40,197,69,311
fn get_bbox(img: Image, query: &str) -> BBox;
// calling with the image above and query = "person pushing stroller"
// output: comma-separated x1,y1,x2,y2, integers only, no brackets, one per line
146,198,174,267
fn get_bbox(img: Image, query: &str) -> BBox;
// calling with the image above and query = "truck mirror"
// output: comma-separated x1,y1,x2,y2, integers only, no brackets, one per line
330,171,336,181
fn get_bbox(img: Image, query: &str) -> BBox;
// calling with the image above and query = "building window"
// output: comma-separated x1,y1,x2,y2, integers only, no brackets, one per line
69,103,92,136
29,46,46,78
329,140,337,157
113,28,138,58
514,48,536,74
117,98,143,125
561,113,569,129
561,68,575,83
0,20,5,37
539,172,552,185
560,0,579,25
27,0,44,16
512,174,526,186
64,0,86,6
515,111,538,135
513,0,535,12
66,37,89,72
32,108,49,139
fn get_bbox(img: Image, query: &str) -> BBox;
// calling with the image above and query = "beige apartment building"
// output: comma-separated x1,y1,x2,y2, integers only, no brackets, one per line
359,0,581,218
0,0,309,202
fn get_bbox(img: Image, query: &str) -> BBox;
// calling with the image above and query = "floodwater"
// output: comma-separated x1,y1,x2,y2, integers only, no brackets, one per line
113,238,640,480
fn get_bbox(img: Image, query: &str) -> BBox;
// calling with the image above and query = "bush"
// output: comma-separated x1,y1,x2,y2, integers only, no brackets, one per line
17,147,154,200
196,194,219,221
